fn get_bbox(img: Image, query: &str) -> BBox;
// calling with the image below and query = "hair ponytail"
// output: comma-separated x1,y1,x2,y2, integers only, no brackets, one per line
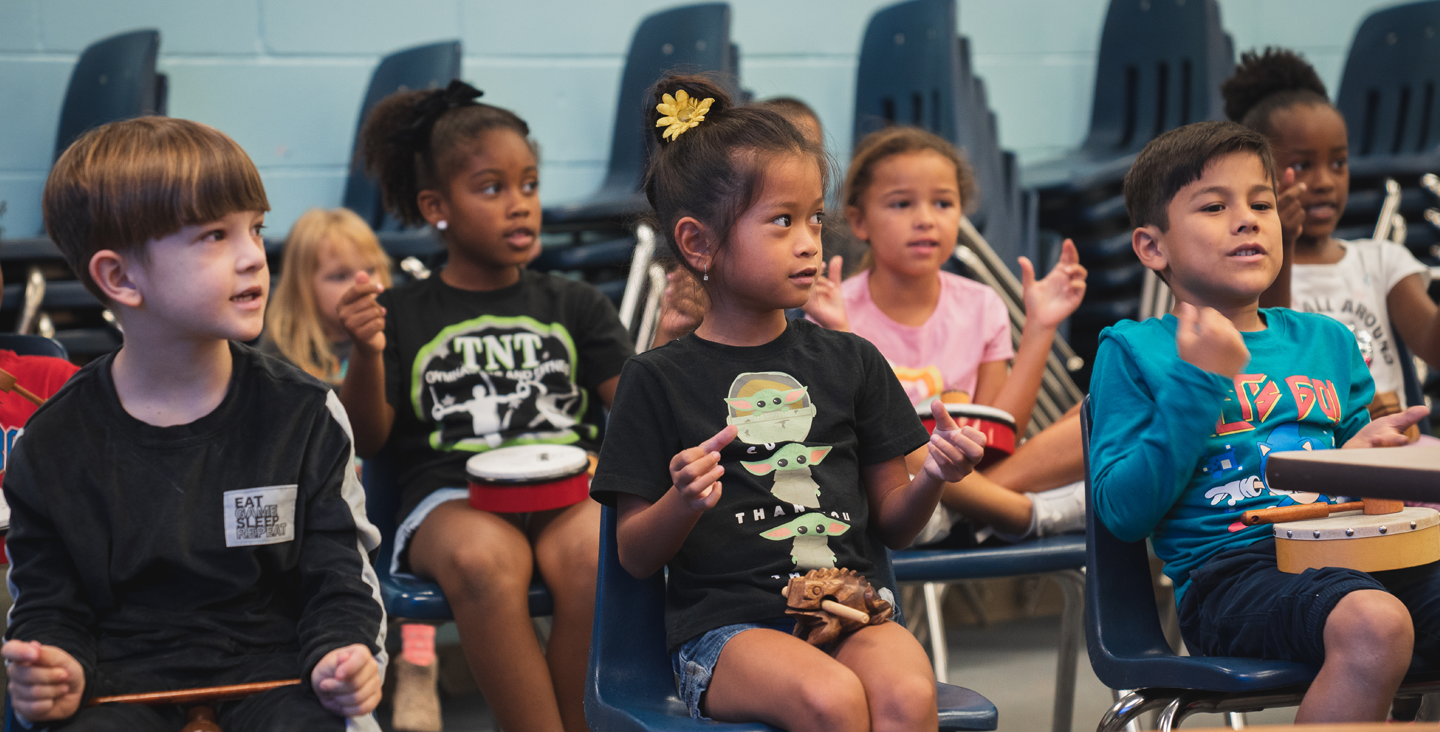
1221,48,1331,135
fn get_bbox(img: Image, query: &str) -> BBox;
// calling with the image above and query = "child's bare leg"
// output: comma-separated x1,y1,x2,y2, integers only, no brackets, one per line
531,498,601,732
983,406,1083,494
833,620,938,732
408,501,564,732
704,628,870,732
1295,589,1412,723
938,471,1033,535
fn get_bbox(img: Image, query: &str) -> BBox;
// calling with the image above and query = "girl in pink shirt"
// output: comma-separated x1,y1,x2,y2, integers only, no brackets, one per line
807,126,1089,541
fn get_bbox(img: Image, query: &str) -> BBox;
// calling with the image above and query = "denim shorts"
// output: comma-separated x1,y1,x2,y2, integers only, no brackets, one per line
1179,537,1440,665
671,619,796,720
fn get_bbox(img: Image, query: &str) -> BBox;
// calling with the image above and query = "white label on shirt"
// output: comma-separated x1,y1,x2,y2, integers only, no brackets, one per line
223,485,298,547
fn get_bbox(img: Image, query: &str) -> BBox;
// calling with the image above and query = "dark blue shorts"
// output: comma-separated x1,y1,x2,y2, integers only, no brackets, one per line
1179,537,1440,665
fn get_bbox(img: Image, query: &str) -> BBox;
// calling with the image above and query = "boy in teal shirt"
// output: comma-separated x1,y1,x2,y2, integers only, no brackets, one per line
1089,120,1428,723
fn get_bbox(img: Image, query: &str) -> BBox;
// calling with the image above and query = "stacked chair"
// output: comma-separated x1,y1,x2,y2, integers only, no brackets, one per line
1022,0,1234,388
850,4,1087,731
3,29,167,359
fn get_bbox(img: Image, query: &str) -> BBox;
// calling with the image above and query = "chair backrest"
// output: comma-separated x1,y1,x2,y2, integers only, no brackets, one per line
53,29,164,164
1396,335,1434,435
0,334,68,361
594,3,732,201
341,41,462,231
1336,1,1440,161
853,0,959,146
1081,0,1231,157
1080,396,1177,690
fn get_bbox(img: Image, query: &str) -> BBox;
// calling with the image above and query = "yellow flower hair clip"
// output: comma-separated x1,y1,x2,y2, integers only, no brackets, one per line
656,89,714,142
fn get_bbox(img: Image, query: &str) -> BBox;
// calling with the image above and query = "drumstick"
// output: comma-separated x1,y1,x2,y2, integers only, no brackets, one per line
781,586,871,625
88,679,302,707
0,368,44,407
1241,501,1363,526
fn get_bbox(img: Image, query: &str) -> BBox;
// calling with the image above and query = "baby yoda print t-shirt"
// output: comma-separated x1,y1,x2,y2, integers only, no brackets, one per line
380,270,633,520
591,319,929,651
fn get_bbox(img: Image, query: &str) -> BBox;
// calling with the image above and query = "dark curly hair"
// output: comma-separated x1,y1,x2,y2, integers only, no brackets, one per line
360,88,534,227
643,74,831,277
1221,48,1331,135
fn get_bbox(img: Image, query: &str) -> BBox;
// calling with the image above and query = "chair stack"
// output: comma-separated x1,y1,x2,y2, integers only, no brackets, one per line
2,29,168,359
1022,0,1233,388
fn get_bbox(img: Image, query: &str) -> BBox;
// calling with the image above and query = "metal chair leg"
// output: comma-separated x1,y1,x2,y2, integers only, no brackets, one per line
1226,711,1247,729
1100,690,1161,732
923,581,949,683
1051,570,1085,732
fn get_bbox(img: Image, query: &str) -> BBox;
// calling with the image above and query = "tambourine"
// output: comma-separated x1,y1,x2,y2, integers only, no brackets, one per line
1271,507,1440,574
466,445,591,513
917,401,1016,469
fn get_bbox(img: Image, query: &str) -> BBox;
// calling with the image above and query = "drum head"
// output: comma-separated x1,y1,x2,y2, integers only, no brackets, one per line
466,444,590,484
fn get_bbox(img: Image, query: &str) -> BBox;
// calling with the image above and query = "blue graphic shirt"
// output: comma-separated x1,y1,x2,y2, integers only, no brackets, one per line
1089,308,1374,600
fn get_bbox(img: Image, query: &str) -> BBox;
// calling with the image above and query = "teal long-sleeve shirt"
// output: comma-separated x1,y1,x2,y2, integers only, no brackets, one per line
1089,308,1374,600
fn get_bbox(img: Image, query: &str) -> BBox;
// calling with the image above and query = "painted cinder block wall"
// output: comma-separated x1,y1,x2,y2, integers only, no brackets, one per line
0,0,1396,237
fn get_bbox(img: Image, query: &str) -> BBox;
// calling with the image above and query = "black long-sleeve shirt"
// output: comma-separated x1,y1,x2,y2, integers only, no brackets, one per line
3,344,387,699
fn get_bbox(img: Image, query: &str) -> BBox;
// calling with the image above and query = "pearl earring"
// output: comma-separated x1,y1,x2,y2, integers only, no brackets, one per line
436,220,448,231
703,263,708,281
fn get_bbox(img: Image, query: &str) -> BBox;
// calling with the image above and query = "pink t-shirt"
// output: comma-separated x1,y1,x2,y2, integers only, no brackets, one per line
842,270,1014,405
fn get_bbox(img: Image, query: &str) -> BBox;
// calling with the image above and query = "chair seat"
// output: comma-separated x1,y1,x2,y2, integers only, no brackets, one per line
893,534,1087,582
543,191,650,226
379,573,553,620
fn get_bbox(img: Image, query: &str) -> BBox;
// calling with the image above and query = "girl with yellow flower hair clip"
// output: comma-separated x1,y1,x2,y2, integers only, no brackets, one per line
591,74,986,731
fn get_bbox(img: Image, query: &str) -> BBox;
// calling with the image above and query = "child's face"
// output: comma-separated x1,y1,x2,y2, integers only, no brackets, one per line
1144,152,1281,309
313,237,380,341
1268,104,1348,242
715,154,825,311
435,128,540,272
130,209,268,341
847,151,961,278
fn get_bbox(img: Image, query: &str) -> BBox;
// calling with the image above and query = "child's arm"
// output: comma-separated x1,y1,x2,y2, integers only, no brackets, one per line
2,640,84,723
864,401,986,548
336,272,392,457
1090,304,1242,541
311,643,381,718
615,425,736,578
1388,272,1440,367
976,239,1086,435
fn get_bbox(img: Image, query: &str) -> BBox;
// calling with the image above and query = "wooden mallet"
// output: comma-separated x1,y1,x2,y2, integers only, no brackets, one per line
88,679,302,732
0,367,45,407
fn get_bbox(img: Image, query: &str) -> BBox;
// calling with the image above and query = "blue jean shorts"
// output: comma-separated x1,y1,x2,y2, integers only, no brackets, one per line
671,619,796,720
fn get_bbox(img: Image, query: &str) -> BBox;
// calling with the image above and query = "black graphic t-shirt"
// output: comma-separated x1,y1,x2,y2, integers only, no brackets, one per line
591,319,928,651
380,270,633,519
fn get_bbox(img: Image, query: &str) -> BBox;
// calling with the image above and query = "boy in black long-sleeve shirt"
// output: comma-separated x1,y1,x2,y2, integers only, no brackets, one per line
2,117,387,731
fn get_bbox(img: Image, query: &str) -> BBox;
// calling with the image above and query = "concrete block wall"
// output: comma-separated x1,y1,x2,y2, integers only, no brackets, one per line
0,0,1398,237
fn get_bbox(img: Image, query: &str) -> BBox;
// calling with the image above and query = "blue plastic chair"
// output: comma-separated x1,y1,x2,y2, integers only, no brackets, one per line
1080,396,1440,731
0,334,68,361
585,504,999,731
892,535,1086,732
341,41,461,233
543,3,733,225
52,29,166,168
1338,1,1440,177
361,451,553,621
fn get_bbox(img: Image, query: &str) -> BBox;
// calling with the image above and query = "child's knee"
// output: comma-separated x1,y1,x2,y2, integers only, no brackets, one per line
791,667,868,732
1327,590,1414,664
869,670,936,728
442,539,533,595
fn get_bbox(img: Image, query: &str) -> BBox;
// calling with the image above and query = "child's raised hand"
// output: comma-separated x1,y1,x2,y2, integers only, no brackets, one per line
669,425,737,512
311,643,381,718
1344,405,1429,449
337,271,386,356
1175,302,1250,378
3,639,84,723
1020,239,1088,329
652,268,707,346
922,400,987,483
1276,167,1307,247
802,255,851,332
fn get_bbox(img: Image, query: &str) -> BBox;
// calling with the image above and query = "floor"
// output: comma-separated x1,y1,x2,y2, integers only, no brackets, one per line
375,611,1301,731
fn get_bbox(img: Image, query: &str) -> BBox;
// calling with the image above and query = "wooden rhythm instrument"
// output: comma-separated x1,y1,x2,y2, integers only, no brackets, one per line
88,679,302,732
1268,507,1440,574
466,444,591,513
917,401,1015,469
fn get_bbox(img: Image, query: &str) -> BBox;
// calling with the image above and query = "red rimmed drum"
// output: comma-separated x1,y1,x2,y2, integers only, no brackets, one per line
467,445,591,514
917,402,1016,470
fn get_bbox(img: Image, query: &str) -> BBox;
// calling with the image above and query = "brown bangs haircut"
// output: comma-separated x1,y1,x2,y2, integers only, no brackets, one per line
643,74,831,277
1123,120,1277,231
843,126,977,270
43,116,269,301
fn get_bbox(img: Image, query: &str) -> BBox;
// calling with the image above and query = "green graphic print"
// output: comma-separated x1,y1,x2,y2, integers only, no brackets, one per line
760,513,853,569
742,443,833,508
